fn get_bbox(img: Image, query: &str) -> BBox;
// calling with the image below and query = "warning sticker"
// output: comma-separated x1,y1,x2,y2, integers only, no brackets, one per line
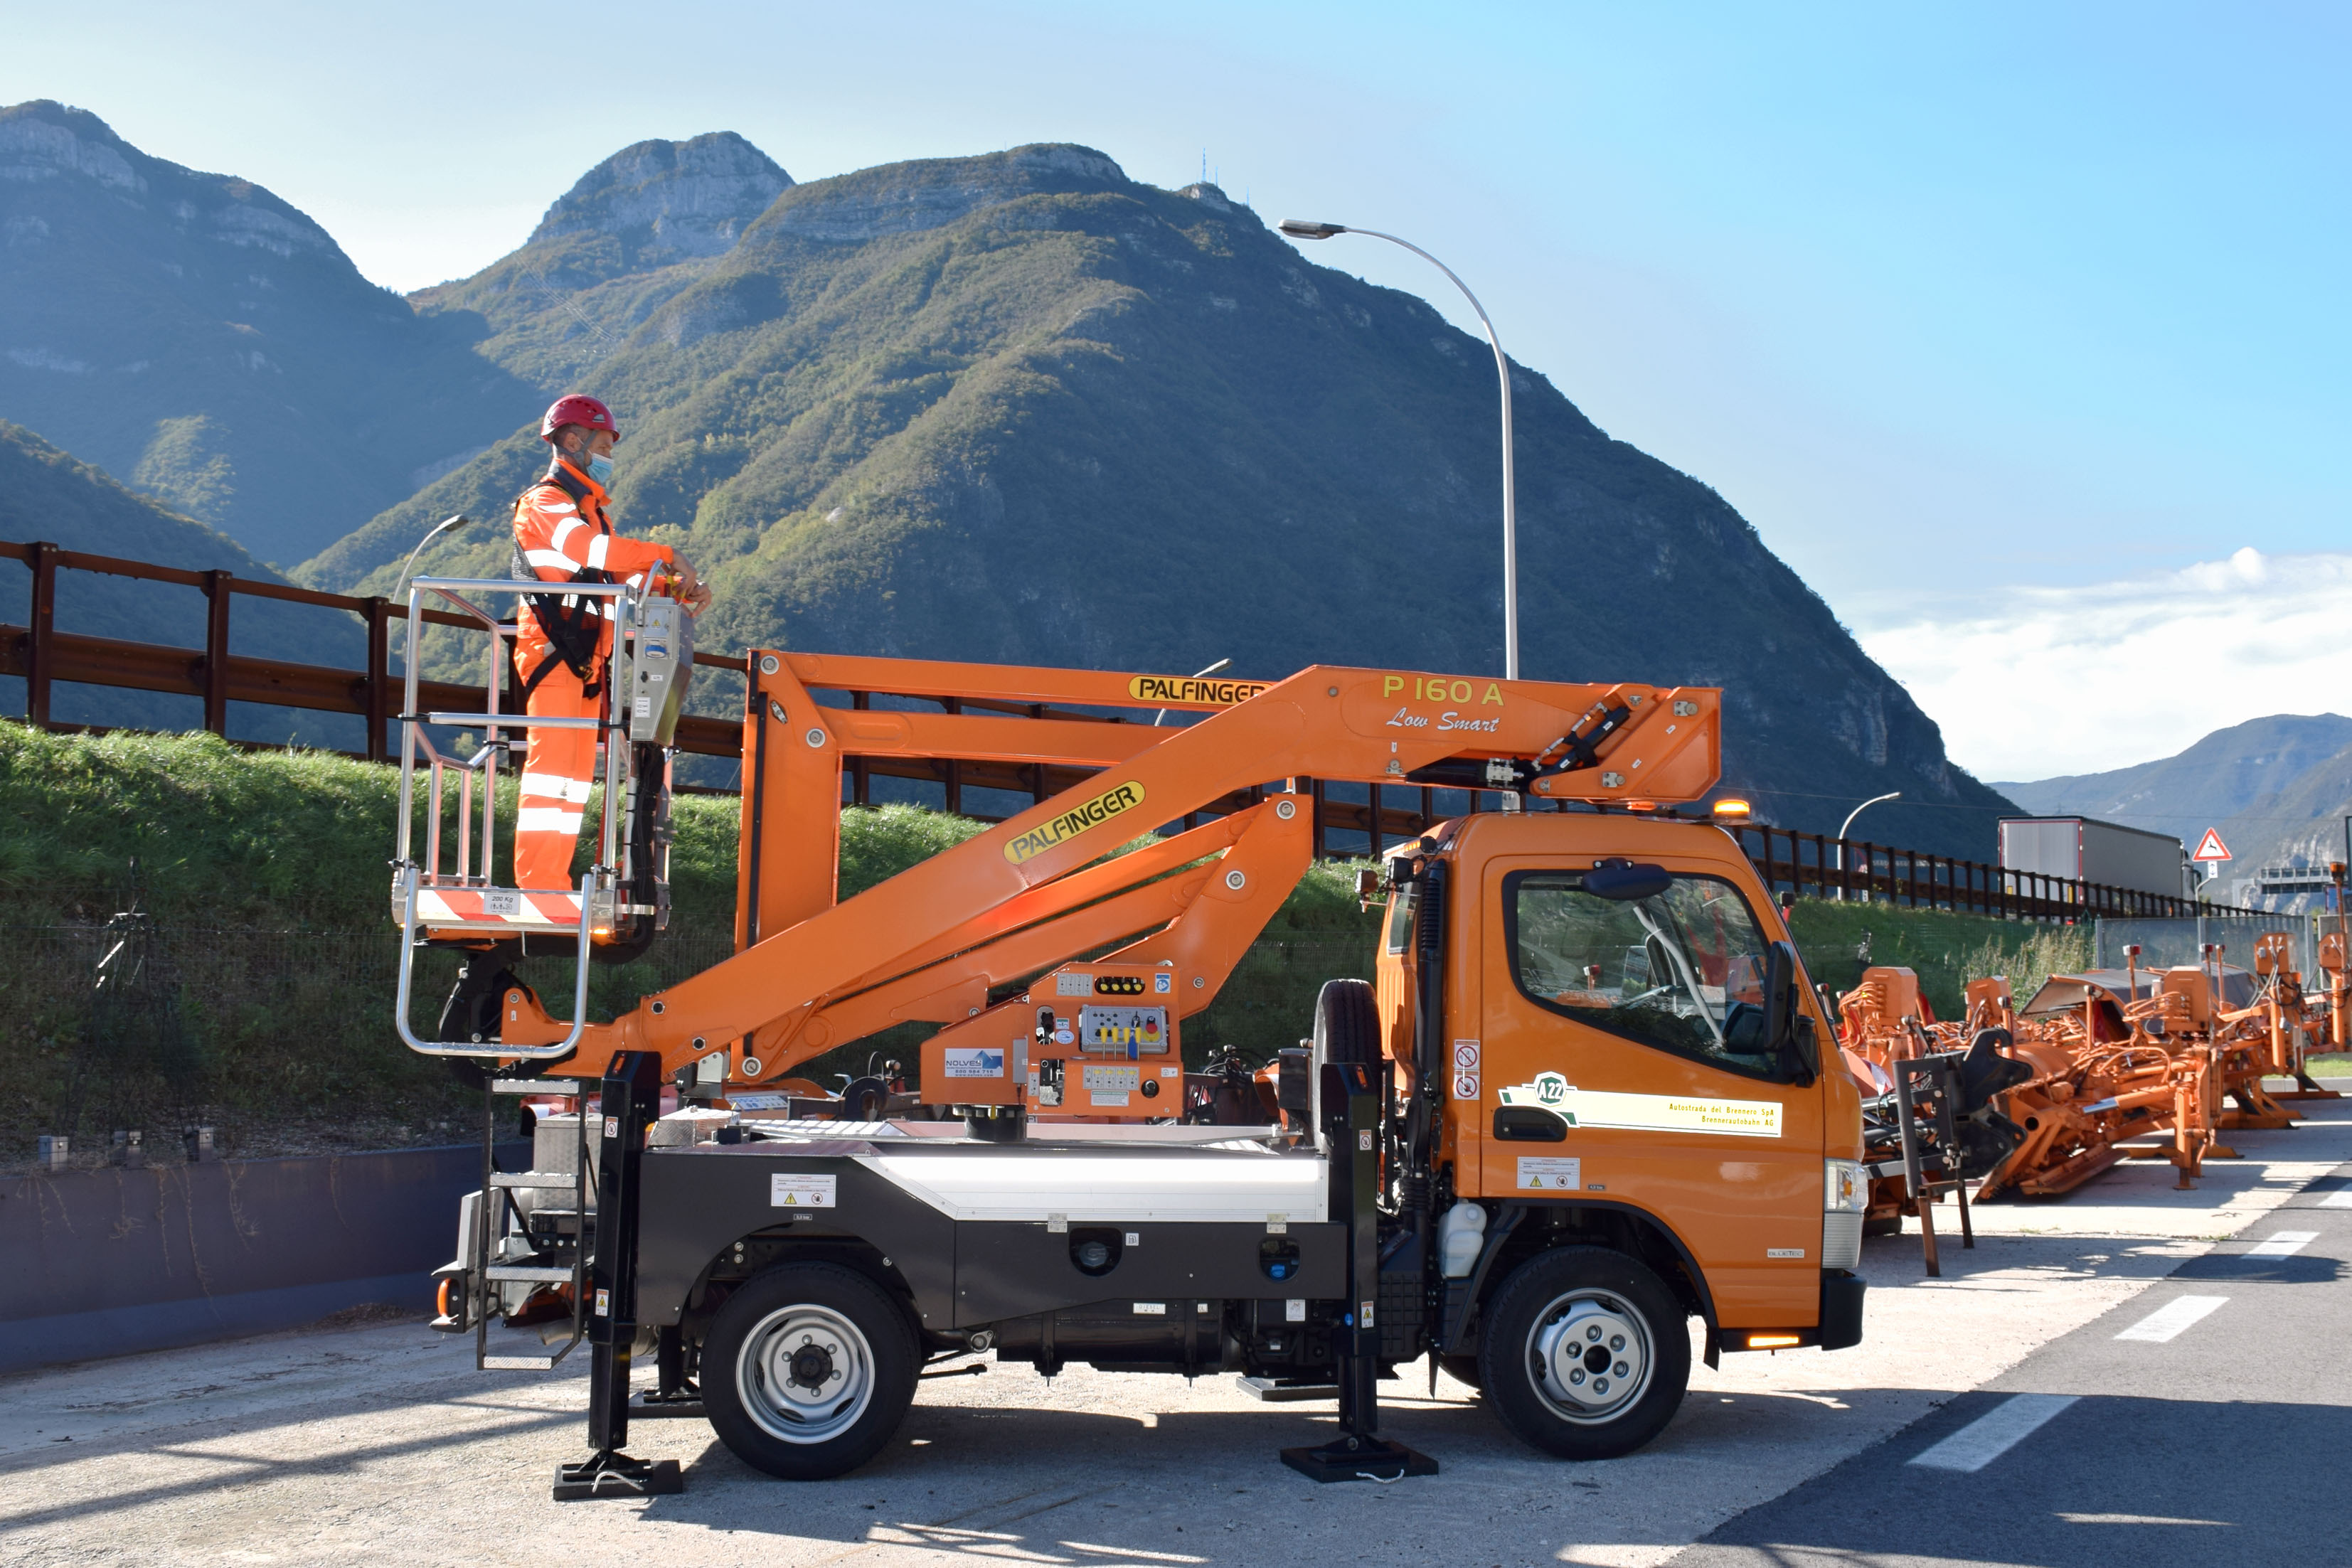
770,1173,839,1208
1517,1156,1581,1191
1452,1074,1479,1101
1452,1039,1481,1073
943,1047,1004,1079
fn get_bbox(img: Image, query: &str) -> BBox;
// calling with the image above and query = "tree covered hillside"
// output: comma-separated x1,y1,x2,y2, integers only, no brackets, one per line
0,420,363,743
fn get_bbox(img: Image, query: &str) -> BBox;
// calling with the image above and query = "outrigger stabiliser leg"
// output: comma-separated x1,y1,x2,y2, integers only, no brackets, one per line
554,1050,686,1501
1280,1060,1438,1484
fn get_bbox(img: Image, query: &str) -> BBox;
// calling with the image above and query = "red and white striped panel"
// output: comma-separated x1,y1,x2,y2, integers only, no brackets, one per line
413,886,587,932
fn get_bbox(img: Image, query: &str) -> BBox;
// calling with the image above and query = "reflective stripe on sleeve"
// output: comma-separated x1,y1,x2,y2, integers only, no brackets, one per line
548,516,586,554
523,548,578,575
585,533,613,570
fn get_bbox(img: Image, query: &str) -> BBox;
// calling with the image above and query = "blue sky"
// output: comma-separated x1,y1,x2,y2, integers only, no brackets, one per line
6,1,2345,777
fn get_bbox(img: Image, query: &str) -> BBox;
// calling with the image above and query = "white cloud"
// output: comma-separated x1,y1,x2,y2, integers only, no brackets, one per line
1856,548,2352,783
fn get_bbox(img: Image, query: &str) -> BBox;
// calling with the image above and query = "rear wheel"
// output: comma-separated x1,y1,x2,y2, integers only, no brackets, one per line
703,1262,918,1480
1479,1245,1689,1460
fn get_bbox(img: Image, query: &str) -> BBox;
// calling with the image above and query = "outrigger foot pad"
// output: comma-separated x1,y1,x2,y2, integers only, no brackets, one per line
553,1451,683,1500
1279,1435,1438,1483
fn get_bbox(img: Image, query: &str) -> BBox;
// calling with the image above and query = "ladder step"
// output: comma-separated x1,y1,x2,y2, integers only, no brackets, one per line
492,1077,595,1095
486,1264,574,1283
491,1172,582,1188
482,1354,557,1370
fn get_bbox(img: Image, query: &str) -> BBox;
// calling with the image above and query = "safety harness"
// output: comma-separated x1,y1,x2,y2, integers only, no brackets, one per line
511,463,615,700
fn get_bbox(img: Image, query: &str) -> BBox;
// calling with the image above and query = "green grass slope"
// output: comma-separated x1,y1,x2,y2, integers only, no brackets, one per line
0,725,1377,1158
305,142,2015,860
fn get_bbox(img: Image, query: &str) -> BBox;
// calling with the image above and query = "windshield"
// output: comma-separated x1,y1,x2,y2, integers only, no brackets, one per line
1505,870,1787,1079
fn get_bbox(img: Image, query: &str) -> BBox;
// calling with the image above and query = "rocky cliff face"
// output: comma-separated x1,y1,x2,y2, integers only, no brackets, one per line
314,142,2016,857
0,100,541,565
527,132,792,272
405,133,794,389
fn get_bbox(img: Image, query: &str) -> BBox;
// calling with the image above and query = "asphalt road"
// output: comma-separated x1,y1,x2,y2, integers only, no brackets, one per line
4,1101,2346,1567
1670,1158,2352,1568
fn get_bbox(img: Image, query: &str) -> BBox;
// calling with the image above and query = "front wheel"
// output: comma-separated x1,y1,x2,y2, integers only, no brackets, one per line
703,1262,918,1480
1479,1246,1690,1460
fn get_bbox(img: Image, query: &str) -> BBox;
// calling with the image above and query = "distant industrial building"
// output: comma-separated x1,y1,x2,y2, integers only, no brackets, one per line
1998,816,2193,900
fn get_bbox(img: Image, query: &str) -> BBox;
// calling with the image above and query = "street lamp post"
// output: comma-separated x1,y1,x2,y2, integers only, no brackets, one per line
1834,791,1902,902
1279,219,1518,681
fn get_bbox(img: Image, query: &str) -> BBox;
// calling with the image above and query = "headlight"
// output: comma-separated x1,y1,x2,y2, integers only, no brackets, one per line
1824,1158,1867,1215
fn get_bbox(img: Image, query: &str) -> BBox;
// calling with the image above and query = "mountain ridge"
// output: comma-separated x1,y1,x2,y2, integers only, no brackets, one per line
305,141,2016,858
0,98,542,566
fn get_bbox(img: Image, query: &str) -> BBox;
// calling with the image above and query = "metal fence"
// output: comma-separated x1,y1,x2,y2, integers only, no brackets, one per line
1,538,2236,930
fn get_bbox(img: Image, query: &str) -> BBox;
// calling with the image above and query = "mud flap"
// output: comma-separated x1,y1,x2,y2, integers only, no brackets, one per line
1819,1269,1866,1351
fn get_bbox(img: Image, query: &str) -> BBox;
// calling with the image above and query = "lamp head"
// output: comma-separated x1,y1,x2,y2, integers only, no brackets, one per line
1279,219,1347,240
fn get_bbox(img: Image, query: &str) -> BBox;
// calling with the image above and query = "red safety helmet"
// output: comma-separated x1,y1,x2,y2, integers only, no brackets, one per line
540,394,620,444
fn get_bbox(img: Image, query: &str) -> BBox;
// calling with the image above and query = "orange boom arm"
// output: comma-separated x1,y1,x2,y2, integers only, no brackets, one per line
551,656,1720,1085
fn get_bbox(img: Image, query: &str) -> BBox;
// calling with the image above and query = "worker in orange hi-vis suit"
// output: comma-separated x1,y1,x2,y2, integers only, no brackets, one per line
510,394,711,891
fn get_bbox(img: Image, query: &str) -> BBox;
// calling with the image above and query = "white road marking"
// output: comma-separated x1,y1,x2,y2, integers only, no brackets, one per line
2317,1191,2352,1208
1907,1393,2080,1473
2114,1295,2228,1343
2247,1230,2318,1257
2057,1513,2229,1526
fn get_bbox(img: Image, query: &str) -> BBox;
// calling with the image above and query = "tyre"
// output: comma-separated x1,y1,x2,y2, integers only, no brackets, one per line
1314,978,1380,1065
1309,978,1380,1139
703,1262,919,1480
1478,1245,1690,1460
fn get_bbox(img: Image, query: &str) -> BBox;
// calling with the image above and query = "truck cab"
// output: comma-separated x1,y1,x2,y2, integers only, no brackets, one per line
1370,809,1865,1455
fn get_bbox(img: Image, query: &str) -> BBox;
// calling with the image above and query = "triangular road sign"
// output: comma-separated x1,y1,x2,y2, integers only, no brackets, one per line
2192,828,2231,863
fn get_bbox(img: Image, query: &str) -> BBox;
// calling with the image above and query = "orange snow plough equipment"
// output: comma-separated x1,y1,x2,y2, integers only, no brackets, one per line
1964,965,2224,1198
1856,931,2344,1205
1833,968,2028,1249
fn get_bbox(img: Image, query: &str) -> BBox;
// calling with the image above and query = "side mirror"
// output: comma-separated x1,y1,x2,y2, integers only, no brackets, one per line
1762,940,1817,1084
1762,940,1795,1044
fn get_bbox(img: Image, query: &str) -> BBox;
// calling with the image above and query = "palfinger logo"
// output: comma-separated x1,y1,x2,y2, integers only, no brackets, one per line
1127,674,1272,705
1004,782,1149,865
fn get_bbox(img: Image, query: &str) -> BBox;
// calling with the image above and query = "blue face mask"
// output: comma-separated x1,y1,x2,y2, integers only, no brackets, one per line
587,454,614,488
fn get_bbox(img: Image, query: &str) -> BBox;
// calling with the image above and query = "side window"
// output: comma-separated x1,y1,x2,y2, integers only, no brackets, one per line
1383,883,1420,954
1503,870,1790,1081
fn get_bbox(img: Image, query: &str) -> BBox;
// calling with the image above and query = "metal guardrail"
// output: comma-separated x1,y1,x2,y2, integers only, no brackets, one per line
0,538,2230,919
1730,822,2218,919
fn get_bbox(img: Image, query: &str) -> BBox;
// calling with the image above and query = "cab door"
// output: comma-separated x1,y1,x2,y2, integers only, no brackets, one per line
1477,855,1823,1326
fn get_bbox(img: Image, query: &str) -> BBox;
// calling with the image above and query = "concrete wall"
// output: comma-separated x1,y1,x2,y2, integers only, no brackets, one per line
0,1143,520,1373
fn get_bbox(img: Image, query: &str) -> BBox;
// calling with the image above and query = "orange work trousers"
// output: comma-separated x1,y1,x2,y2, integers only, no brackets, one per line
513,655,602,892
